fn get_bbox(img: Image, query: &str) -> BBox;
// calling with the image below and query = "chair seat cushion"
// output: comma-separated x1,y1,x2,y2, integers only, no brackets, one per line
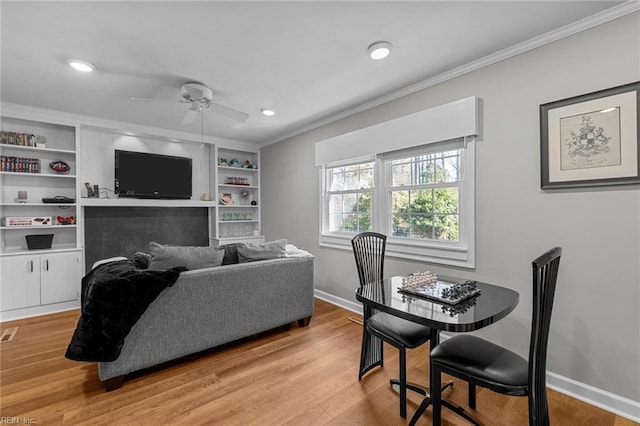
367,312,431,349
430,334,528,393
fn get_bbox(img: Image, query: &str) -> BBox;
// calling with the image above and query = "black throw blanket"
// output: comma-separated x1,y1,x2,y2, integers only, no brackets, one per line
65,260,181,362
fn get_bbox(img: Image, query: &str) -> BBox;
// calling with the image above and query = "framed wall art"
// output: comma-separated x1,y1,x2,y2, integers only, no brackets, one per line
540,81,639,189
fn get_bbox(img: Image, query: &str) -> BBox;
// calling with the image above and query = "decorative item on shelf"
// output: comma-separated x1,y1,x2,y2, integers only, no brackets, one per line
35,135,47,148
251,200,257,206
15,190,29,203
84,182,99,198
42,195,75,203
56,215,75,225
220,193,234,205
241,159,254,168
49,160,70,174
225,176,249,185
201,192,212,201
218,158,228,166
240,189,250,205
221,212,252,221
25,234,54,250
229,158,240,167
1,156,41,173
4,216,52,227
0,131,39,147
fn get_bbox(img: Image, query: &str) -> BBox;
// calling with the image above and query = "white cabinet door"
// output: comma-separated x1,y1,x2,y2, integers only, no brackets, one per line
40,251,81,305
0,255,41,310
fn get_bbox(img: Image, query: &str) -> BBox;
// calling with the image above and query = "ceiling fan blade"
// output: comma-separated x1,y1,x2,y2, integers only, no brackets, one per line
208,102,249,123
182,109,199,124
131,97,189,104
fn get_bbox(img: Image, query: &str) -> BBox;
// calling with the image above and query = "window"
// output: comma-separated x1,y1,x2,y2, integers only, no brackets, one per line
324,161,374,234
316,96,478,267
320,139,474,268
387,149,462,241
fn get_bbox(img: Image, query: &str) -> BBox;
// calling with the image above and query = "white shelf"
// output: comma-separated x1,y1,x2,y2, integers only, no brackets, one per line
81,198,216,208
0,144,75,155
218,204,258,208
220,220,259,223
0,246,81,257
218,184,258,189
1,225,77,230
0,202,76,207
218,165,258,172
0,171,76,179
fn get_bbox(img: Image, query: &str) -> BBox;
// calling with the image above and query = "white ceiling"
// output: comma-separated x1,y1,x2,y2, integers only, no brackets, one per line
0,1,630,146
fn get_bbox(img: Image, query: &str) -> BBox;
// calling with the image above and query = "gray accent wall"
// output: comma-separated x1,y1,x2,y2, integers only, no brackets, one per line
84,206,209,271
260,13,639,402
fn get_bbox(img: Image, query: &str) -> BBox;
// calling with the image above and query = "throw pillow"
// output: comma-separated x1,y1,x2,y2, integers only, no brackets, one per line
148,242,225,270
220,243,244,265
237,239,287,263
132,251,151,269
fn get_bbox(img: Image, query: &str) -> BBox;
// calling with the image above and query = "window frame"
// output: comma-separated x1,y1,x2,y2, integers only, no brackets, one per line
319,138,475,268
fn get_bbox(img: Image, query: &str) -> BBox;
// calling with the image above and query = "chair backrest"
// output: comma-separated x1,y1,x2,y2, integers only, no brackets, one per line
351,232,387,287
528,246,562,426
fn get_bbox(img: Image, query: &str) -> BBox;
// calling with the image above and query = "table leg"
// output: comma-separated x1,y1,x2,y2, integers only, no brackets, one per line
409,329,481,426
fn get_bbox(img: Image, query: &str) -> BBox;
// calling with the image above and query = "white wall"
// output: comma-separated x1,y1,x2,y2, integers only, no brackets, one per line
260,13,640,405
79,128,211,200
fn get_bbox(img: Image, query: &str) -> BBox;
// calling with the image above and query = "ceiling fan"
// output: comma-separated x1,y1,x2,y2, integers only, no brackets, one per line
131,82,249,124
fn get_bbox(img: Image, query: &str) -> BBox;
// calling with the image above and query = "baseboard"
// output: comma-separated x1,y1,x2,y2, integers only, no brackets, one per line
0,301,79,323
314,289,362,316
546,372,640,422
314,290,640,422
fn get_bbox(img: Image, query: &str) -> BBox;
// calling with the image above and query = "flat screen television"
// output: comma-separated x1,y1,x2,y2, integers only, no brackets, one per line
115,150,192,199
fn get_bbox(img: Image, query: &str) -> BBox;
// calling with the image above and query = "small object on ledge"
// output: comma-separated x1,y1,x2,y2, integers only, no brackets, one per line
25,234,54,250
220,193,234,205
218,158,228,166
56,215,75,225
15,190,29,203
229,158,240,167
49,160,70,174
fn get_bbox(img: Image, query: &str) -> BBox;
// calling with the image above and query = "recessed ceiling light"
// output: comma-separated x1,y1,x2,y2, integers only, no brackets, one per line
261,108,276,117
368,41,393,60
67,58,96,73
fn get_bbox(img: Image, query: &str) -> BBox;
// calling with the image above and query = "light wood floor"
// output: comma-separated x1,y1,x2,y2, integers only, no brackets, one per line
1,299,636,425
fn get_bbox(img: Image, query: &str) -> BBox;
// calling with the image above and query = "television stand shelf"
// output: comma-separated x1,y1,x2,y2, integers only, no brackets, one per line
80,198,216,208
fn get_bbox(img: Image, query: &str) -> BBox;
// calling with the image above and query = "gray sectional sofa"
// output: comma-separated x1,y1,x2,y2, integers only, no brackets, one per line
98,255,314,390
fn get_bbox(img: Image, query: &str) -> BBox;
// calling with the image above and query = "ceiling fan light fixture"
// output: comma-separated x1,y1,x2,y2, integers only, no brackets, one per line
261,108,276,117
368,41,392,60
67,58,96,73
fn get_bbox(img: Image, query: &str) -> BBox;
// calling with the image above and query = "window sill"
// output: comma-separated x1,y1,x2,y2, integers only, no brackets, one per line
320,233,474,269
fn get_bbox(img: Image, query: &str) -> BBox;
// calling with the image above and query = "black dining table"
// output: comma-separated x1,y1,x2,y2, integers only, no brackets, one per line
355,276,519,425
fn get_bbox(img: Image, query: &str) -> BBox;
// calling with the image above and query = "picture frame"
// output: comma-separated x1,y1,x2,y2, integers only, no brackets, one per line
540,81,639,189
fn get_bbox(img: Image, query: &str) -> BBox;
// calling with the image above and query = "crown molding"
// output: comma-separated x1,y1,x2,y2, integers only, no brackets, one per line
0,102,255,150
259,0,640,147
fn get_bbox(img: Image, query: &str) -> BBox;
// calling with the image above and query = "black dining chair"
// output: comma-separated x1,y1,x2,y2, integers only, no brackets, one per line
429,247,562,426
352,232,432,419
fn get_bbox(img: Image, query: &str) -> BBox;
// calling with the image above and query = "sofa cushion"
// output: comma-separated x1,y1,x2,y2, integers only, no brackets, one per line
220,243,244,265
237,239,287,263
148,242,225,270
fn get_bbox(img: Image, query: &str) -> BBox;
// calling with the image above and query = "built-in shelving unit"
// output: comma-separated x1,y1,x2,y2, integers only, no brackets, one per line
0,117,81,255
1,114,83,321
212,147,263,245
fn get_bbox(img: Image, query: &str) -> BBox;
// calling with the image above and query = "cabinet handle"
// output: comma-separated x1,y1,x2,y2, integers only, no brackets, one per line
45,259,49,271
29,260,33,273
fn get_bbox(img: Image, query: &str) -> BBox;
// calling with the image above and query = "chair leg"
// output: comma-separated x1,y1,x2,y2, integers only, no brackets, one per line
468,383,476,409
358,327,383,380
399,347,407,418
528,389,550,426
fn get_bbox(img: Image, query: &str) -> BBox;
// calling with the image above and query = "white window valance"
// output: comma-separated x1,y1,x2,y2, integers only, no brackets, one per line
315,96,479,166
